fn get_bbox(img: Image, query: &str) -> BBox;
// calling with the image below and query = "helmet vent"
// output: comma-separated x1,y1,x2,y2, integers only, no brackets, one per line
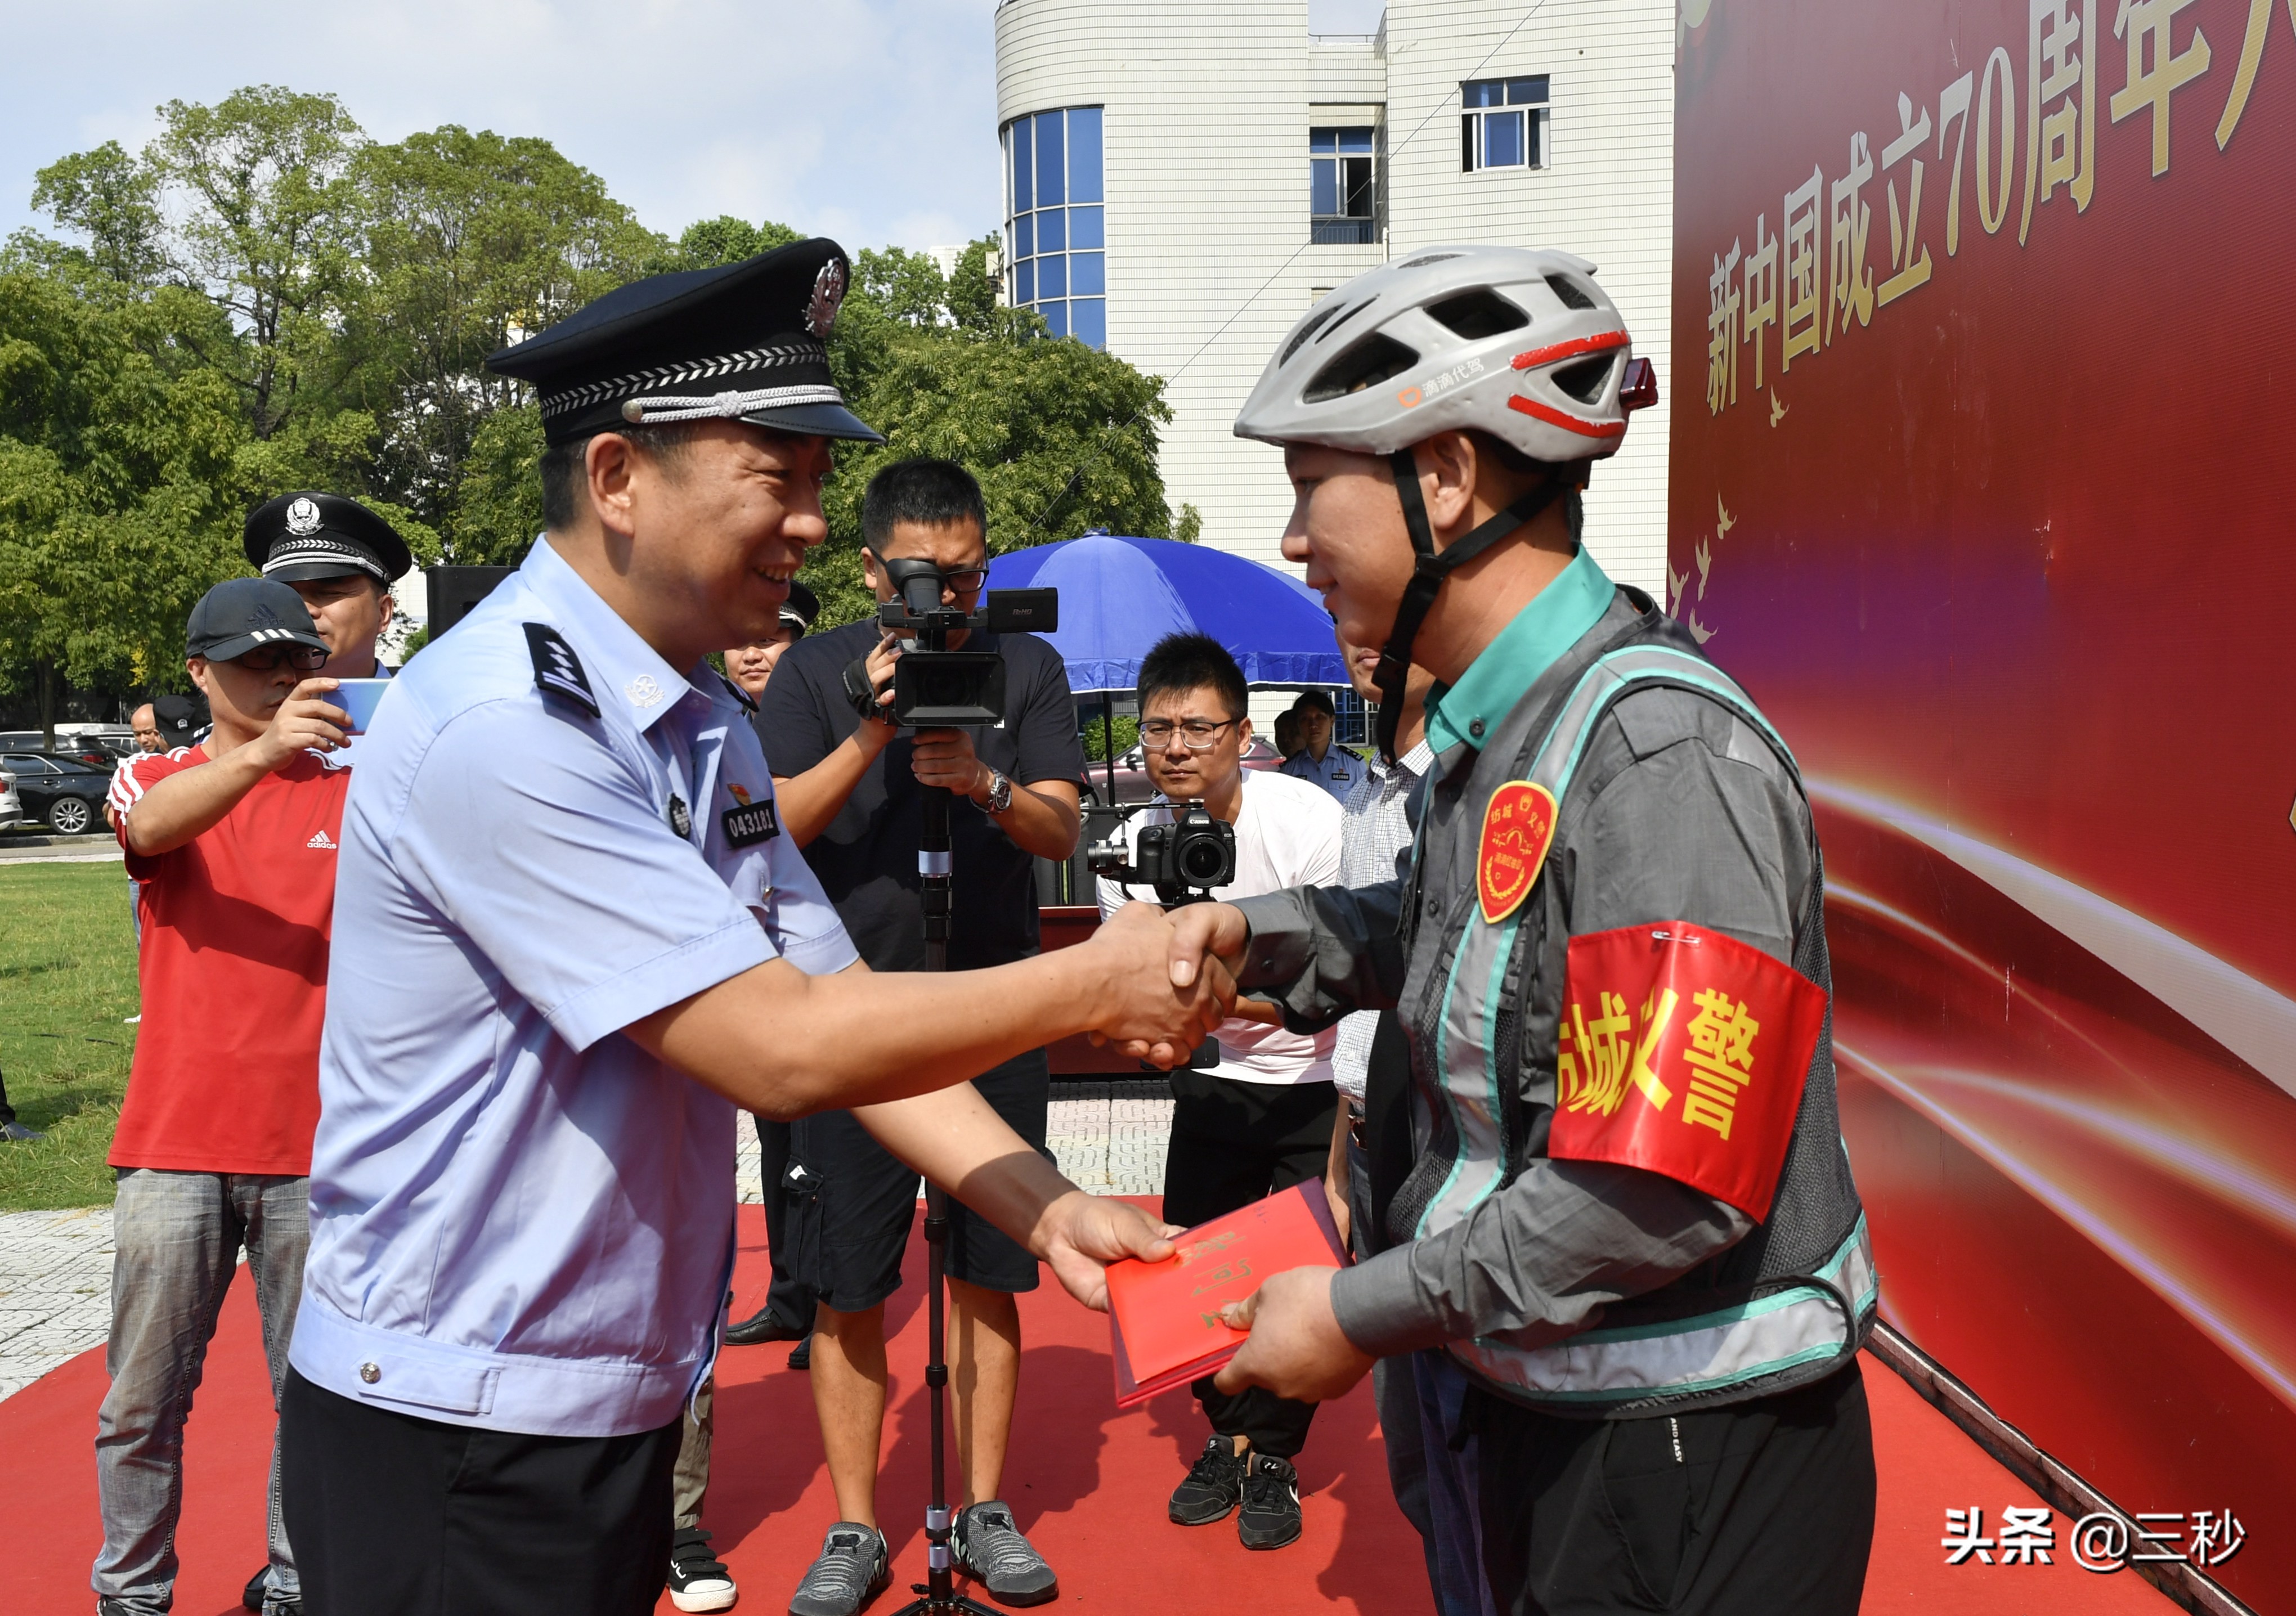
1424,289,1529,342
1551,354,1615,404
1400,252,1462,270
1303,333,1420,404
1280,303,1344,366
1545,273,1597,311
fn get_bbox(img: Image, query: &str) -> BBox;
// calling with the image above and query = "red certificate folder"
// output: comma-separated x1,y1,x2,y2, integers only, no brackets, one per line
1106,1179,1350,1409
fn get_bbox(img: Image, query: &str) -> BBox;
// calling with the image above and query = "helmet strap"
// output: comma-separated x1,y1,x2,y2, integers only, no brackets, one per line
1371,450,1567,761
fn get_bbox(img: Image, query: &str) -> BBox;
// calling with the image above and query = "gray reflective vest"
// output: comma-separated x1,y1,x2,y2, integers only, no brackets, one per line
1389,595,1875,1417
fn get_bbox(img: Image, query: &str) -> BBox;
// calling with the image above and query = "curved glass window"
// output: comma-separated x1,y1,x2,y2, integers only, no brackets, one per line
1004,106,1106,348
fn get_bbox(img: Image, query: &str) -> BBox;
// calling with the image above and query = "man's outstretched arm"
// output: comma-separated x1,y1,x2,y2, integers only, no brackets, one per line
626,899,1234,1120
849,1080,1181,1310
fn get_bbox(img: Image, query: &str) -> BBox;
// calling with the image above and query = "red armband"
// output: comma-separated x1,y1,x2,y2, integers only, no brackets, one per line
1546,922,1827,1220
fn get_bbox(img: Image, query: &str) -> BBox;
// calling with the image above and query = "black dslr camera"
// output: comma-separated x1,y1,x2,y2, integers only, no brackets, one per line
1089,801,1236,1071
873,556,1057,725
1087,801,1237,908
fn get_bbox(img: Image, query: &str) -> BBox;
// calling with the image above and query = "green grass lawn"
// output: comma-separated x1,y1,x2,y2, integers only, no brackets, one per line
1,861,140,1210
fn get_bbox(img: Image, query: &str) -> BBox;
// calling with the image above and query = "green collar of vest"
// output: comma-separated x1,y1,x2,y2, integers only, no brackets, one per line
1425,547,1616,756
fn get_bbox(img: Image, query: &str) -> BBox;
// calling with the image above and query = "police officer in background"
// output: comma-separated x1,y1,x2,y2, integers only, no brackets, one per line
277,240,1230,1616
242,492,413,682
1157,247,1878,1614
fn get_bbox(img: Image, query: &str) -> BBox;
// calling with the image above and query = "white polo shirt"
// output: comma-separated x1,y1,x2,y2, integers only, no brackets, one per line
1097,767,1343,1085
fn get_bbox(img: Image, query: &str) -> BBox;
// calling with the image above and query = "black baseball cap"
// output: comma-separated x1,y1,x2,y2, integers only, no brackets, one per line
487,239,885,447
186,578,333,663
245,491,413,584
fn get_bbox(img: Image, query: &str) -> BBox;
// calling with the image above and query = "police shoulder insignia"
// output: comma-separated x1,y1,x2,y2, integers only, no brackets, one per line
523,623,599,717
1477,781,1559,924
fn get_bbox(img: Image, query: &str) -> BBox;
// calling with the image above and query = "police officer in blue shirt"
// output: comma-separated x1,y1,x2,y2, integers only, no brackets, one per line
277,240,1230,1616
1277,690,1358,802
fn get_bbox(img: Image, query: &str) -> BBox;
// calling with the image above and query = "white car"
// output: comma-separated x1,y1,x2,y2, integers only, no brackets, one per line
0,765,23,832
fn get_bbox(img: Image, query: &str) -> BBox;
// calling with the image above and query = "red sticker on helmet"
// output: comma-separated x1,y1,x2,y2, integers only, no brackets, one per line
1477,782,1558,924
1548,922,1828,1220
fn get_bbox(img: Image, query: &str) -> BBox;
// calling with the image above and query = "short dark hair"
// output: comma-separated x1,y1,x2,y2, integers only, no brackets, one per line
539,423,700,532
1137,632,1248,722
1290,689,1335,716
1465,429,1586,548
862,457,988,551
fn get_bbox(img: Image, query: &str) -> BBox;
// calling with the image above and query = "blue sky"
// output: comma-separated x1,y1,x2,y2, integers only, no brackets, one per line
3,1,1389,257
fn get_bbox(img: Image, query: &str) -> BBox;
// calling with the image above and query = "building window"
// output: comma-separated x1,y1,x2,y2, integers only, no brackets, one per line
1004,106,1105,348
1461,76,1549,171
1310,127,1378,244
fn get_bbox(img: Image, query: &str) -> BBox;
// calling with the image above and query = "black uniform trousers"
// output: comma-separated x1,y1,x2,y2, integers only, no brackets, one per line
1472,1358,1876,1615
280,1368,682,1616
1162,1067,1338,1460
753,1115,817,1332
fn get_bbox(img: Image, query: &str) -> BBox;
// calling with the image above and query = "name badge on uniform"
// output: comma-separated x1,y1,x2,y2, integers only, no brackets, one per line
722,782,779,849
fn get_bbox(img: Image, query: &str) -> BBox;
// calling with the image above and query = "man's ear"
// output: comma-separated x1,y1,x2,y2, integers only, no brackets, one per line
1418,429,1480,542
1238,716,1254,747
586,433,642,540
376,585,396,631
186,658,210,698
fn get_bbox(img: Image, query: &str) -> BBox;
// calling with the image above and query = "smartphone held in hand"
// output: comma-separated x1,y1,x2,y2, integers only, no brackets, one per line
330,678,392,734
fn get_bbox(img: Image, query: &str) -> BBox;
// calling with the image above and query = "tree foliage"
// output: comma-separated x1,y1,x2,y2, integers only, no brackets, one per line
2,87,1181,711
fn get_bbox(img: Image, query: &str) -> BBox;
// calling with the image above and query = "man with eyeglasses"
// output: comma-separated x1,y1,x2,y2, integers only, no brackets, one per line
1094,631,1344,1553
96,577,352,1616
753,456,1085,1614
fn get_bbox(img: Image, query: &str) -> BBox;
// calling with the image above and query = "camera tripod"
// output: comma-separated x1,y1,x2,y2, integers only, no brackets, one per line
887,760,998,1616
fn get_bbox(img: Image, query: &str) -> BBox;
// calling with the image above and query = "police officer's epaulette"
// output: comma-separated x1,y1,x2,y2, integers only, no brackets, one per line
522,623,599,717
718,672,757,713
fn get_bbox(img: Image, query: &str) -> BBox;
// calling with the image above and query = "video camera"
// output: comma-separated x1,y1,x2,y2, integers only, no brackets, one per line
875,556,1057,726
1086,801,1237,908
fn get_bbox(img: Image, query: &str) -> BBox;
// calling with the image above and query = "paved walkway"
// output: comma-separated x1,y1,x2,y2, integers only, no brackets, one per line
0,1083,1175,1402
0,1207,115,1402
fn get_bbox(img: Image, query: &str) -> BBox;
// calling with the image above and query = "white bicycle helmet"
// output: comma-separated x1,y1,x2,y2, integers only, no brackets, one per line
1233,245,1657,758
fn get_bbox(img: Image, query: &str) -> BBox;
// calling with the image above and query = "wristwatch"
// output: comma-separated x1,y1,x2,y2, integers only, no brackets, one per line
980,767,1014,814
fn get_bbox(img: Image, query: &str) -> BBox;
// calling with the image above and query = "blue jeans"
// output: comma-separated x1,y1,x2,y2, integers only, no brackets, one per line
1414,1349,1499,1616
94,1168,308,1614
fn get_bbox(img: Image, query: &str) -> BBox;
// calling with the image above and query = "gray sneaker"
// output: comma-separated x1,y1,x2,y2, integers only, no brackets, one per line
788,1521,889,1616
953,1501,1058,1606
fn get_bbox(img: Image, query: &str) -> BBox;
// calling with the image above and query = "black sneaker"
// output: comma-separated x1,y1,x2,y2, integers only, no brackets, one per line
1237,1453,1303,1550
667,1525,737,1613
953,1501,1057,1606
1168,1435,1245,1525
788,1521,888,1616
787,1335,812,1371
242,1568,269,1611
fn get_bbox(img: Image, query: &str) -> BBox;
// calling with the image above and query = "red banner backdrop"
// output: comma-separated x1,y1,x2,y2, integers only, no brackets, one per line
1671,0,2296,1604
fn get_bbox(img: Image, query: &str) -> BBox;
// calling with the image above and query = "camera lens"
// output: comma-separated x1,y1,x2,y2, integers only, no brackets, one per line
1179,837,1228,885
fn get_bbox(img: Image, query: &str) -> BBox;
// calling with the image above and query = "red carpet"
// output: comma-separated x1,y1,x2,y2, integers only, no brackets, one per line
0,1202,2172,1614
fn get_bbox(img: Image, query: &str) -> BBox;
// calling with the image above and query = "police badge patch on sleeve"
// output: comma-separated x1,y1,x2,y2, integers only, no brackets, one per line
523,623,599,717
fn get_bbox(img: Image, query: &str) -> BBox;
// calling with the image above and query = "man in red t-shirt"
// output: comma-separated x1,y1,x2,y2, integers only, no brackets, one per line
96,577,351,1616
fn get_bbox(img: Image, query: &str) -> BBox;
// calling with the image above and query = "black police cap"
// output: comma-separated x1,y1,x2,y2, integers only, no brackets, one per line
245,491,412,585
486,239,885,447
781,579,820,634
185,577,333,663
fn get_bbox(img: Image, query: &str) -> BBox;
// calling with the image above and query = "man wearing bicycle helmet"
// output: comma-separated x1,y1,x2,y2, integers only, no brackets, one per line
1148,247,1878,1614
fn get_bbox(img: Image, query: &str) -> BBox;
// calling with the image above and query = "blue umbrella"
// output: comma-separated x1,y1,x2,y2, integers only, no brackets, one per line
987,533,1347,694
987,533,1349,801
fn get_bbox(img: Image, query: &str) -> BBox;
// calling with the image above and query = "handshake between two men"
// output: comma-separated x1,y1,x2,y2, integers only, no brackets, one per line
627,897,1246,1313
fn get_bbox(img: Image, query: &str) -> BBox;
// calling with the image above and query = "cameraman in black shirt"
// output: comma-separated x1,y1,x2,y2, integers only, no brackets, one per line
755,459,1084,1614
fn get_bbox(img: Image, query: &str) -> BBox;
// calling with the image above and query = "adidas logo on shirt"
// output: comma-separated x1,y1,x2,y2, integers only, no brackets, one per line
307,830,338,850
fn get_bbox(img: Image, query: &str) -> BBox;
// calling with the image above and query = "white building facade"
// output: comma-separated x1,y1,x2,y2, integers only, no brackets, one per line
993,0,1675,597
